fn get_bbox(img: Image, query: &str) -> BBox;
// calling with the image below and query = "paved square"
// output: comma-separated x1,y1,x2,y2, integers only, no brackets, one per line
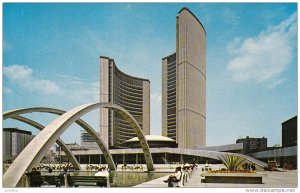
134,167,297,188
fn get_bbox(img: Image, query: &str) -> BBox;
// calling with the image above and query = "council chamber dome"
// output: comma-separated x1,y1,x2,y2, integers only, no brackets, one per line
123,135,177,148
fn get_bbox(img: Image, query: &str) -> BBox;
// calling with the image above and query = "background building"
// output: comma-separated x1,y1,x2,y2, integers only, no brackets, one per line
282,116,297,147
162,7,206,149
3,128,34,162
236,136,267,154
100,56,150,149
81,130,100,150
249,116,297,169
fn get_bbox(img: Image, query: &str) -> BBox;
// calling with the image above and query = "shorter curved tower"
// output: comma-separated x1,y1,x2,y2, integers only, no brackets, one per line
100,57,150,148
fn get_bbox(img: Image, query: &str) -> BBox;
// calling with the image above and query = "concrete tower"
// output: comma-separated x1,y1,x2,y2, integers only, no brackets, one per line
162,7,206,149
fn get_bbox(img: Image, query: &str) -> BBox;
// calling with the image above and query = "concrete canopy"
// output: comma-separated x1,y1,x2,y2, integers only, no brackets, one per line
3,103,154,187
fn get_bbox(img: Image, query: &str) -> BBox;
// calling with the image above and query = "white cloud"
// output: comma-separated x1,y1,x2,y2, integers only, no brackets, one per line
3,65,98,104
3,65,32,80
58,75,99,104
151,93,162,103
227,12,297,87
3,65,61,94
267,78,286,89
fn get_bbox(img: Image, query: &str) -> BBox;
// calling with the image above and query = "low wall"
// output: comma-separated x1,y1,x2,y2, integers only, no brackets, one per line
201,172,267,184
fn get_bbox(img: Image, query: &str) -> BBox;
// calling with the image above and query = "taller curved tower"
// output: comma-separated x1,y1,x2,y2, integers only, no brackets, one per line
162,7,206,149
100,56,150,148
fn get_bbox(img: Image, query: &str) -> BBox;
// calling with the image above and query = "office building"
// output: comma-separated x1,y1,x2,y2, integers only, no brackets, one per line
100,56,150,148
282,116,297,147
3,128,34,162
236,136,267,154
162,7,206,149
250,116,298,169
81,131,100,149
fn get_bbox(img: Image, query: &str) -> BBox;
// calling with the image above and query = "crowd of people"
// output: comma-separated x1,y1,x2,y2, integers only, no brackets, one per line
121,164,144,171
36,163,74,172
85,164,107,171
242,163,256,171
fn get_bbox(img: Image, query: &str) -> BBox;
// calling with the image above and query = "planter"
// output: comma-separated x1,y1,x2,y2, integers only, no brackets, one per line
201,172,267,184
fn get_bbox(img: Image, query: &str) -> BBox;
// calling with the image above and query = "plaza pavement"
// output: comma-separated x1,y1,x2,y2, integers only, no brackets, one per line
134,166,298,188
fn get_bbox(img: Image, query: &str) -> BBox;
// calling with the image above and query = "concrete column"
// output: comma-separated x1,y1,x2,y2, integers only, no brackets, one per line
64,174,69,187
25,176,30,187
88,155,90,164
100,154,102,164
136,154,138,164
59,147,62,164
78,155,81,163
123,154,125,164
180,154,184,164
165,153,167,164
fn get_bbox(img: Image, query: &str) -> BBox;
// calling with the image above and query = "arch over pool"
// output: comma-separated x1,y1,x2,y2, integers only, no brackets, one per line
3,103,154,187
3,107,116,172
10,115,81,170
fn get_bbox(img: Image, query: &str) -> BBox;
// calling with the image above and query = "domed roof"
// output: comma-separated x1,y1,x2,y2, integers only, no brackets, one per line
125,135,175,143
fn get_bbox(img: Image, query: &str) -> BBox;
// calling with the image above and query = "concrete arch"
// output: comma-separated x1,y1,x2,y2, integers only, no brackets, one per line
3,107,116,172
10,115,81,170
3,103,154,187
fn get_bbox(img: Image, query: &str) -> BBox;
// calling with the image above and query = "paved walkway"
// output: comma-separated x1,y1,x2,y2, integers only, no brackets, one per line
133,174,170,188
134,168,298,188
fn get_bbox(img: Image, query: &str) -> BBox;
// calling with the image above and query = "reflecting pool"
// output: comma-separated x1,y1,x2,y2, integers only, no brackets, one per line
110,171,170,187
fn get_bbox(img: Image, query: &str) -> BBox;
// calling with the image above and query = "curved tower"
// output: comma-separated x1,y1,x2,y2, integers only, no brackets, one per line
100,56,150,148
162,7,206,149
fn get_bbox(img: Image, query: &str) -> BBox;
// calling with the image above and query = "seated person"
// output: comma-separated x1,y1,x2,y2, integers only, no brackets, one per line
48,167,52,173
163,166,182,187
25,168,42,187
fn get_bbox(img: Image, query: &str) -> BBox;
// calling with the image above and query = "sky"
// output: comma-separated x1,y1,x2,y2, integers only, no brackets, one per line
3,3,297,147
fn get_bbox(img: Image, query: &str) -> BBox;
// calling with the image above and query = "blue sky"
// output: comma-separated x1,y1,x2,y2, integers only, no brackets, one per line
3,3,297,147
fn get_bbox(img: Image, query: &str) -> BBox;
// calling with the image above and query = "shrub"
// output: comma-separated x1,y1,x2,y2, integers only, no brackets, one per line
218,154,245,171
